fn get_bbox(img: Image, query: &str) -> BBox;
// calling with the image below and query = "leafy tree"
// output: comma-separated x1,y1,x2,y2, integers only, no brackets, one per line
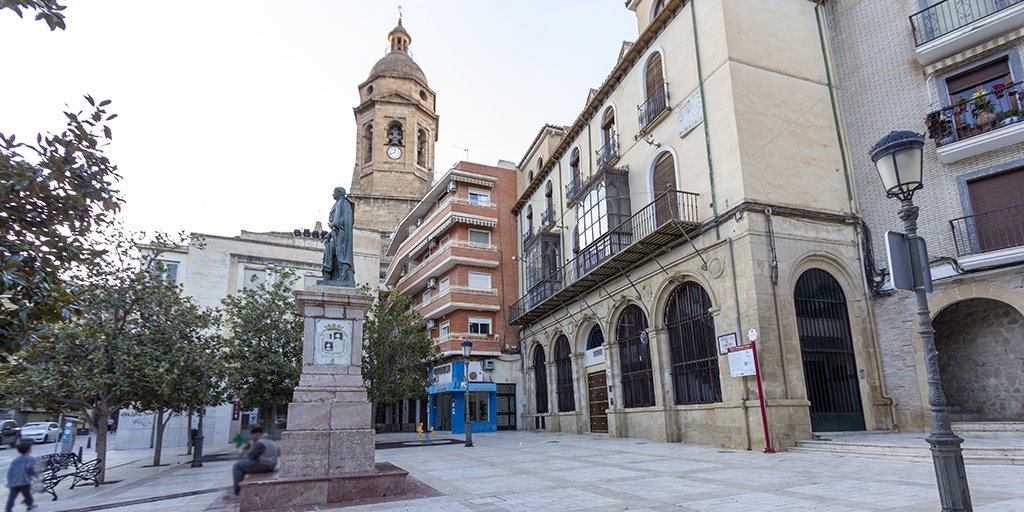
361,285,438,407
130,269,227,467
222,269,302,438
0,0,67,30
1,96,121,356
0,230,198,482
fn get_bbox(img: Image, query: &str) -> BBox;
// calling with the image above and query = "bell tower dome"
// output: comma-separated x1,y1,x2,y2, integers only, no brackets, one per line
349,19,438,233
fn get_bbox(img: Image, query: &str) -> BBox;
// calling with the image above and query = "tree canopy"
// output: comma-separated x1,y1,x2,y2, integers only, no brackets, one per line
0,0,68,30
361,285,438,405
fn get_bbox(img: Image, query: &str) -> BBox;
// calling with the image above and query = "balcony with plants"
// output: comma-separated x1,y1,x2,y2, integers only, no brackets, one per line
926,82,1024,163
910,0,1024,65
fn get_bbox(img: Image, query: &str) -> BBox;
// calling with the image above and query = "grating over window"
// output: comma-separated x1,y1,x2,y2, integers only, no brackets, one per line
617,305,653,408
666,283,721,405
555,335,575,412
586,325,605,350
533,346,549,414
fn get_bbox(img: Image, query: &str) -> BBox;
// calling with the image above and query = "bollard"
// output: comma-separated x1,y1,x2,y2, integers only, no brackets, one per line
78,446,83,460
86,436,91,449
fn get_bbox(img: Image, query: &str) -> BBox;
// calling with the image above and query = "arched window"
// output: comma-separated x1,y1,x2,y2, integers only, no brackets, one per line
569,148,581,185
544,180,553,226
525,204,534,234
537,156,543,171
417,129,427,167
555,335,575,412
528,170,534,183
363,124,373,164
600,107,617,167
666,283,721,405
533,346,549,414
652,151,679,222
640,52,667,130
617,305,653,408
650,0,666,20
586,325,604,350
387,121,404,146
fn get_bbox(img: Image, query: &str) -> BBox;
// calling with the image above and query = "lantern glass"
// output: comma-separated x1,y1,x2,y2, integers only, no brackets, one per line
461,339,472,358
870,131,925,200
893,145,922,195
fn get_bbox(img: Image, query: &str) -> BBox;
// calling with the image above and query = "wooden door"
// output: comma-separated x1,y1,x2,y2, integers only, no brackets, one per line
588,371,609,433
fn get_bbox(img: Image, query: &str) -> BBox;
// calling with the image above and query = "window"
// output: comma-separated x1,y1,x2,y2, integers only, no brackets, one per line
652,151,680,222
618,305,653,408
576,173,631,274
965,168,1024,253
526,204,534,234
468,188,490,205
468,272,491,289
467,392,488,422
243,268,266,290
533,346,549,414
469,316,491,335
666,283,721,405
157,261,179,284
423,289,432,302
417,129,428,167
439,320,450,337
439,276,450,291
650,0,666,19
569,148,581,185
363,124,373,164
468,229,491,245
640,52,667,130
555,335,575,412
544,180,553,222
586,325,604,350
601,107,616,149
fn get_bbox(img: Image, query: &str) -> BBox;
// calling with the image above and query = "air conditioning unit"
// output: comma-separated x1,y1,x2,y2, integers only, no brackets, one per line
482,360,496,371
468,371,481,381
447,181,458,193
426,319,436,330
428,277,437,288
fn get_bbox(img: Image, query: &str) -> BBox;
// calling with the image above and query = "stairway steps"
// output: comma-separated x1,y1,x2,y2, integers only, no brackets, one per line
791,438,1024,465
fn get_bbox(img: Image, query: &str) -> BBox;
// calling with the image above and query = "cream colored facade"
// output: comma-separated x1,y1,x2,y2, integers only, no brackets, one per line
823,0,1024,429
511,0,889,450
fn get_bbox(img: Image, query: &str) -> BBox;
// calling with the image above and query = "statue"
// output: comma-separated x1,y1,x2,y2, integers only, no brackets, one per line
319,187,356,286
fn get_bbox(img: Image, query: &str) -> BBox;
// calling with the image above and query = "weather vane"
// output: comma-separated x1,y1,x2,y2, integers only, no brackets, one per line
398,5,402,19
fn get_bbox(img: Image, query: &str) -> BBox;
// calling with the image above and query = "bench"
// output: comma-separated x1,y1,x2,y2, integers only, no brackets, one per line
33,452,102,500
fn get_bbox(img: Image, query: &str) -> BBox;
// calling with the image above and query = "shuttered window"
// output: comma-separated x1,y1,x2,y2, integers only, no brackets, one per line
968,168,1024,214
645,52,663,101
468,271,491,289
652,152,676,195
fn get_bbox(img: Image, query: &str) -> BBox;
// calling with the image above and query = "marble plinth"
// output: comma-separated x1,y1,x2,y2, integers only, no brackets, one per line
238,463,408,512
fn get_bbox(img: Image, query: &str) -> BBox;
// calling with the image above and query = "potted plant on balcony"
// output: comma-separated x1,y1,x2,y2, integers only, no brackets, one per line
1000,108,1021,126
971,88,997,128
925,111,954,144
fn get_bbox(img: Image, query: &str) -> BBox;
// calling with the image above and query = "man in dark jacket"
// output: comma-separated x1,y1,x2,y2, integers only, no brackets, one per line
229,426,278,498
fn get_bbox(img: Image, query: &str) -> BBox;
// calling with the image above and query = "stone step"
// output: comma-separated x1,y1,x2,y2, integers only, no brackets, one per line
790,439,1024,465
952,421,1024,435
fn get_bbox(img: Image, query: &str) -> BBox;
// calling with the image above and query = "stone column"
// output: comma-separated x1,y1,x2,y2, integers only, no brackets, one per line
279,286,375,476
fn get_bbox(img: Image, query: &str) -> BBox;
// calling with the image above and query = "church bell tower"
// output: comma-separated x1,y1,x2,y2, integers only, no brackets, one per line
349,19,438,233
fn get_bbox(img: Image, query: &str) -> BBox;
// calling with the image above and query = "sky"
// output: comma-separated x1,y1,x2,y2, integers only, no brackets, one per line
1,1,639,237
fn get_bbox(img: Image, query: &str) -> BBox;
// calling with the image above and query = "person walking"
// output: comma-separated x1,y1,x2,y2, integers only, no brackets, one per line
5,443,37,512
228,426,278,499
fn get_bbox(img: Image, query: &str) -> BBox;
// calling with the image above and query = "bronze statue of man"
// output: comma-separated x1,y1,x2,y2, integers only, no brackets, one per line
319,187,356,286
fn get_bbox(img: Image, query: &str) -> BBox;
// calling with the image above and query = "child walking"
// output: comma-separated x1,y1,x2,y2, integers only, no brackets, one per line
5,443,37,512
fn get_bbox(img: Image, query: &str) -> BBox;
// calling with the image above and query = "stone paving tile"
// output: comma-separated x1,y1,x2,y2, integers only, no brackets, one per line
489,488,620,512
682,492,873,512
974,498,1024,511
593,476,729,500
788,480,937,507
551,465,649,482
624,459,725,473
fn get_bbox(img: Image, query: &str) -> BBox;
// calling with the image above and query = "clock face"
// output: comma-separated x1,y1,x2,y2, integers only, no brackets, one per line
387,146,402,159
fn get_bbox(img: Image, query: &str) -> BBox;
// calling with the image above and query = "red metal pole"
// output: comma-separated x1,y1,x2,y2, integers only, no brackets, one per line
751,340,775,453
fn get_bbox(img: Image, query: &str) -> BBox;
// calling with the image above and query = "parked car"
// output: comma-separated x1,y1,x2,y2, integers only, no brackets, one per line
19,422,60,443
0,420,19,447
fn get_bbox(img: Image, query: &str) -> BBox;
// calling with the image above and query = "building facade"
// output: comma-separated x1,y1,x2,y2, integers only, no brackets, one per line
823,0,1024,429
511,0,891,450
384,161,523,433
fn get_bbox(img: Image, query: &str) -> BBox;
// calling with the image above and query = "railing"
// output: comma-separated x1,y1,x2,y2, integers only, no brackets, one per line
950,202,1024,256
566,176,581,204
523,227,534,247
541,209,554,229
433,332,496,346
509,190,699,322
396,239,497,287
910,0,1023,46
638,82,670,133
927,82,1024,147
416,285,498,313
597,138,619,170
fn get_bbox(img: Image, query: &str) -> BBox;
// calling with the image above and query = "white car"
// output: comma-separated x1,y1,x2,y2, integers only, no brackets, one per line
19,422,60,443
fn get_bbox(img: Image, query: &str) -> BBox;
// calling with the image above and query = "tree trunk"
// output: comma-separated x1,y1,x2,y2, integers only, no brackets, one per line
152,408,167,466
186,408,193,456
91,406,109,484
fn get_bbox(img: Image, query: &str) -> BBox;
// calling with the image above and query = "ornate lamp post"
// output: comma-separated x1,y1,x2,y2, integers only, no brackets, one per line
870,131,972,511
462,339,473,448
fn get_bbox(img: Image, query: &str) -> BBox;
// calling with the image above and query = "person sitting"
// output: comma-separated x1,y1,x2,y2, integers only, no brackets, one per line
229,426,278,499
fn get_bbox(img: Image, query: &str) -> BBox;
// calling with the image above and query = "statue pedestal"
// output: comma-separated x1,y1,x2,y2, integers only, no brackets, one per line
239,286,407,511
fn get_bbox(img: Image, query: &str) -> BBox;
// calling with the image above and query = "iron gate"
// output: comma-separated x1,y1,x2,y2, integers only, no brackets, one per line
794,269,865,432
497,384,516,430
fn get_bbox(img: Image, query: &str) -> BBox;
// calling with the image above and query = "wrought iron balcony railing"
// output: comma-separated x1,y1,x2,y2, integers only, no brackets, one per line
638,83,670,133
950,202,1024,257
911,0,1023,46
523,227,534,247
509,190,699,323
926,82,1024,147
597,138,619,170
541,209,554,230
566,176,581,204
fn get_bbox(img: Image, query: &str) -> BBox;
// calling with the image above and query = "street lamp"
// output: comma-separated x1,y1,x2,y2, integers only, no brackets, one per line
461,339,473,448
870,131,972,511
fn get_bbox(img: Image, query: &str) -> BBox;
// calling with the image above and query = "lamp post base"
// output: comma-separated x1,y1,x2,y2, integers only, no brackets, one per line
927,432,972,511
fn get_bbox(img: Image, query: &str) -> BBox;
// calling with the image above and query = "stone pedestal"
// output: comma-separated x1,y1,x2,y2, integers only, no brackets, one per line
239,286,407,511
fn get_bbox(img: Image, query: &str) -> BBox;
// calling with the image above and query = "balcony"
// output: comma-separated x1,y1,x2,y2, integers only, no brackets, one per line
911,0,1024,65
509,190,700,325
566,176,581,206
416,285,500,319
523,227,534,247
396,239,498,293
541,209,555,230
927,82,1024,163
433,332,510,354
638,82,670,134
950,202,1024,269
597,138,620,171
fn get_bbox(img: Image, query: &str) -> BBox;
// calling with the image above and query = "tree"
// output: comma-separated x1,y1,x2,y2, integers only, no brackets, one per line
0,230,198,483
361,285,438,408
222,269,302,438
1,96,121,356
130,270,227,467
0,0,67,30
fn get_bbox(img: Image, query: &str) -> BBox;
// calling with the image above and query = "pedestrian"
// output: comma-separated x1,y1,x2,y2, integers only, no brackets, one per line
107,417,114,433
228,426,278,499
5,443,37,512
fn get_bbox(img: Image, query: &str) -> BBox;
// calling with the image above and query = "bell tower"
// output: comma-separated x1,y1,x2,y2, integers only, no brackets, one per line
349,19,438,233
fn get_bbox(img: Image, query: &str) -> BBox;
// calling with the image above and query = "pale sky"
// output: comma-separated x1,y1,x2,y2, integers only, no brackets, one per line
1,1,639,237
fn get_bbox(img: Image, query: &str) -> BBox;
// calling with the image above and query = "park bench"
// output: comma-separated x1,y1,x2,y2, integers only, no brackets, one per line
33,452,102,500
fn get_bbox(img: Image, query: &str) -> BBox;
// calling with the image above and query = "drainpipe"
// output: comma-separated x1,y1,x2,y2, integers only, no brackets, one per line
815,4,854,209
690,0,719,240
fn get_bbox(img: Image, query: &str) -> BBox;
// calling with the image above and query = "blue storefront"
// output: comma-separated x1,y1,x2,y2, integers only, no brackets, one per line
427,361,496,434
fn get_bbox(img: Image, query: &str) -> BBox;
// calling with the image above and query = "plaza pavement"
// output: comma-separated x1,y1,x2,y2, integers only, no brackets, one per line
7,430,1024,512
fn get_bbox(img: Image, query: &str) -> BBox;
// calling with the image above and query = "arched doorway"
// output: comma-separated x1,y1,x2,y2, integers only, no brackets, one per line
585,326,608,432
617,305,654,408
934,298,1024,421
794,269,865,432
554,335,575,412
533,346,549,416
